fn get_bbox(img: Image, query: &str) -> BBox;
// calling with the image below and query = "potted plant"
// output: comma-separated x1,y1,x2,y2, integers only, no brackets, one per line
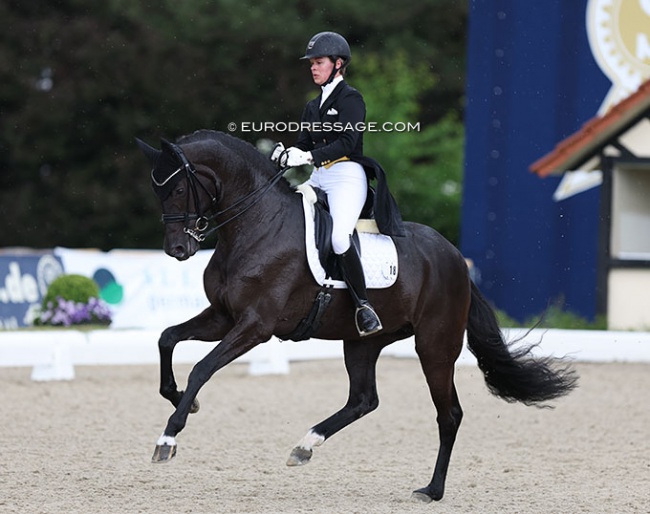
34,274,112,327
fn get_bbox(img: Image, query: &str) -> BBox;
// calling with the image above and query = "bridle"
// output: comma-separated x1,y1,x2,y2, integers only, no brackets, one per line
154,143,288,242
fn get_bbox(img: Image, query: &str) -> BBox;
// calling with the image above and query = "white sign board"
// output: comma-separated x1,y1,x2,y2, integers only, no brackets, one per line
54,247,211,329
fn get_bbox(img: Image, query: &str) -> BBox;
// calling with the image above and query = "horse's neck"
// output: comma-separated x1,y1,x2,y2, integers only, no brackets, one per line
215,170,300,252
218,165,270,208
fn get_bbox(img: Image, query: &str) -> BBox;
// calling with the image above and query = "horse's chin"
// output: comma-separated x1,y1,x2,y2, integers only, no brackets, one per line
171,252,191,262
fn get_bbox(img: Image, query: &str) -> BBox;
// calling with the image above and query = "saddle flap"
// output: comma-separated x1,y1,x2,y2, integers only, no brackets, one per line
296,185,398,289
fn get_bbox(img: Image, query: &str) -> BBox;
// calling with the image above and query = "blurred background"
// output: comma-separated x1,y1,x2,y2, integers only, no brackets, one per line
2,0,650,330
0,0,466,250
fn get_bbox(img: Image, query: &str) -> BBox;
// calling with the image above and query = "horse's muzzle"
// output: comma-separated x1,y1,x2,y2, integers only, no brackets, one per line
164,236,199,261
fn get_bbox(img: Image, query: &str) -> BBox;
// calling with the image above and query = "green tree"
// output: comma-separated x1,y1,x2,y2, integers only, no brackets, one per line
0,0,467,250
351,52,464,245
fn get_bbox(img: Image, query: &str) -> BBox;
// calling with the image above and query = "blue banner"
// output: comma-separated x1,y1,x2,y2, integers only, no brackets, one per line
462,0,612,321
0,253,64,329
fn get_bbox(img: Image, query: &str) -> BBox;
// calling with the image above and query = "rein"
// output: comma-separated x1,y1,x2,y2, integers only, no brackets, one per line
158,144,288,242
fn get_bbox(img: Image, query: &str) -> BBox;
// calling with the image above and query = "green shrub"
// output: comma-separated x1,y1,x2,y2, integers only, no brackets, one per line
42,274,101,306
35,274,112,327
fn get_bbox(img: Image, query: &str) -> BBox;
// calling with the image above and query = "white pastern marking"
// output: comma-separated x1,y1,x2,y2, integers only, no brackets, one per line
156,434,177,447
297,429,325,450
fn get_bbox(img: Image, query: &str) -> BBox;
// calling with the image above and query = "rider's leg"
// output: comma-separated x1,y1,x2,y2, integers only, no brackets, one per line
337,238,383,336
323,162,382,337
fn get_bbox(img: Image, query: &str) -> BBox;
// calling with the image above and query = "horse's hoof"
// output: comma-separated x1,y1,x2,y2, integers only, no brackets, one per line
152,444,177,463
410,488,439,503
286,446,312,466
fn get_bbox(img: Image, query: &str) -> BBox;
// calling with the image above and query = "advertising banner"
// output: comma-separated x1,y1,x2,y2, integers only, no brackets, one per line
54,248,211,330
0,252,64,329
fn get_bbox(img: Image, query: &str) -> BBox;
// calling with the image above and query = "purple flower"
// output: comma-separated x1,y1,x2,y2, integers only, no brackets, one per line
36,296,112,326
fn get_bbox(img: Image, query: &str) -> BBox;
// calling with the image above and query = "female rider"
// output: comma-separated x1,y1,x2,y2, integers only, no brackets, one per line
273,31,387,337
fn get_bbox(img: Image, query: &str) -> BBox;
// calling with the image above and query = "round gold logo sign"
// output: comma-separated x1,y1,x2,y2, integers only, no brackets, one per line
587,0,650,113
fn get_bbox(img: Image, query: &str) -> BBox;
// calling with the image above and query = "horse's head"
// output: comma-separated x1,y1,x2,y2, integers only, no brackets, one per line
136,138,217,261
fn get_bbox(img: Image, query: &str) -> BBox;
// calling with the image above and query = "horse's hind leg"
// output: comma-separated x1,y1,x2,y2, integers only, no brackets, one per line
411,337,463,503
287,338,385,466
158,307,232,409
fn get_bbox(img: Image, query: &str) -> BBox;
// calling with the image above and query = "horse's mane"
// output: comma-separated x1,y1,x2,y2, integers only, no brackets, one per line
177,130,278,177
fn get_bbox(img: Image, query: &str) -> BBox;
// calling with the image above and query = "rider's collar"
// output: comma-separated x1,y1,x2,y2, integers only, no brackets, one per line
320,75,343,107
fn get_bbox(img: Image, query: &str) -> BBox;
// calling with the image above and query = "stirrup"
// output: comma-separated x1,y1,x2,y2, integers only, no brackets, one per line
354,304,383,337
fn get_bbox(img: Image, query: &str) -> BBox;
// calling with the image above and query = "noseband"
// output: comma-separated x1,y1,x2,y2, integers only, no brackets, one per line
156,143,287,242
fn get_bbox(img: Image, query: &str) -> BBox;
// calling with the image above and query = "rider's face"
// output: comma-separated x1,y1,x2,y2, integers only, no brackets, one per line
309,57,340,86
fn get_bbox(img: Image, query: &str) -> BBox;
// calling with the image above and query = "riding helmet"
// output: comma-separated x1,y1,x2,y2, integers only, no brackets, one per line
300,31,351,63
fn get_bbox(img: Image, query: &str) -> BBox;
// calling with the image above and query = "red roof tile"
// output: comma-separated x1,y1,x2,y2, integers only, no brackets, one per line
530,80,650,177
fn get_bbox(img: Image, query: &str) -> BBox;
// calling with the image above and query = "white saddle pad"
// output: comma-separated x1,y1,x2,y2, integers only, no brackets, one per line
296,185,398,289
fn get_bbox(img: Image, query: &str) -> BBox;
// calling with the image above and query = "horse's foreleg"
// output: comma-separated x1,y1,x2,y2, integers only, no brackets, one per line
158,325,184,408
287,339,384,466
153,313,270,463
158,307,232,409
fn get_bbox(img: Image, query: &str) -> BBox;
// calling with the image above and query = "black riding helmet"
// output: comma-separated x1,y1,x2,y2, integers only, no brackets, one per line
300,31,351,85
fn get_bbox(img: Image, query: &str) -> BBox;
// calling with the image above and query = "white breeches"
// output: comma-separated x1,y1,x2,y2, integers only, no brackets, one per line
304,161,367,254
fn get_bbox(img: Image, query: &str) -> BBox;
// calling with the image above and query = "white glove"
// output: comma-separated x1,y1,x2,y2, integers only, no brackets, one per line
284,147,314,167
270,142,285,163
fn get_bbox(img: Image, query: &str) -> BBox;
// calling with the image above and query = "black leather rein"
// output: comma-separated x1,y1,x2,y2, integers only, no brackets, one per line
157,143,288,242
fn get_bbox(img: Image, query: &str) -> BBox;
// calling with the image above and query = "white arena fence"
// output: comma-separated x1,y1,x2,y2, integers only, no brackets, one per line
1,247,649,380
0,328,649,381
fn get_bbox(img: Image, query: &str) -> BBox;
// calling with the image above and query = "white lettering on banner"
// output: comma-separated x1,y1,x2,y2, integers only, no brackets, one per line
0,316,19,329
0,262,39,304
0,254,63,328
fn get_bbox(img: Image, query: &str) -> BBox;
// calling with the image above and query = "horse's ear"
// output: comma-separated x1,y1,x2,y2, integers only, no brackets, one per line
160,138,175,154
135,138,161,168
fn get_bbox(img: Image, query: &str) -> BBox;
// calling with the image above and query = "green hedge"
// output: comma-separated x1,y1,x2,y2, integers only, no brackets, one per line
42,274,101,306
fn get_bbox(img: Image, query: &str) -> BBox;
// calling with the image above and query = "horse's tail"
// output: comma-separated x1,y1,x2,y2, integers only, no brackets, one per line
466,281,578,406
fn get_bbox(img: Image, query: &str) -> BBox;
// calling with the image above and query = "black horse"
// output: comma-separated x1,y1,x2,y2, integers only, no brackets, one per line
136,130,577,502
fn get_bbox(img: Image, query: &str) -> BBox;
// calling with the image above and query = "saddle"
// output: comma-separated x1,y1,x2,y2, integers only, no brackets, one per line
278,185,398,342
295,184,398,289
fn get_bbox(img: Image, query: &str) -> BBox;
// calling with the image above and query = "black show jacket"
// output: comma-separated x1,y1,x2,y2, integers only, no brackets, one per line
294,80,365,168
293,80,406,237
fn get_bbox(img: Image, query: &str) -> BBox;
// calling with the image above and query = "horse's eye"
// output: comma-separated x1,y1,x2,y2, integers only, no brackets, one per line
174,186,185,196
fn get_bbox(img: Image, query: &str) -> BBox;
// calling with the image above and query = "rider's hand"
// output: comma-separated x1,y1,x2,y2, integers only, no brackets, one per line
270,142,285,163
284,147,313,167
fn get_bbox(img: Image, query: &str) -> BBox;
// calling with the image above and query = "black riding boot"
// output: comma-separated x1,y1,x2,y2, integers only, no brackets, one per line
338,242,383,337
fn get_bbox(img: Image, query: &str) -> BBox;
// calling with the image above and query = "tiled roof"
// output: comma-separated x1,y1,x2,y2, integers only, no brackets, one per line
530,80,650,177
